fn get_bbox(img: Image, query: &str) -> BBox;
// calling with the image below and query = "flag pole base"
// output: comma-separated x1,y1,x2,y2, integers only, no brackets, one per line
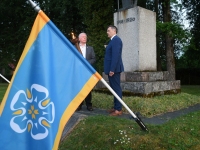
131,112,148,131
135,118,148,131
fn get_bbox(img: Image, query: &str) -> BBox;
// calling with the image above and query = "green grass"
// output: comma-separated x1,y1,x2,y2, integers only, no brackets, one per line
59,111,200,150
1,83,200,149
181,85,200,96
59,85,200,149
91,85,200,117
0,83,8,102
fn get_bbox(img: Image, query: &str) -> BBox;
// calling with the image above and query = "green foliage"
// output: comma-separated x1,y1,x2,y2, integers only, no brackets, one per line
1,0,199,74
156,20,190,62
0,0,36,72
150,0,190,71
137,0,147,8
157,21,189,41
177,0,200,69
0,0,84,74
79,0,117,73
39,0,85,38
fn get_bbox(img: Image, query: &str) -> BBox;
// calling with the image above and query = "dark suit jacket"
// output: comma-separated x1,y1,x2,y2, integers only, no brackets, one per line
104,35,124,75
85,45,96,66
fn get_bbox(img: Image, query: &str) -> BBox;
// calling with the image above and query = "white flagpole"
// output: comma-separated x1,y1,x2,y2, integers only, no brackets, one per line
100,78,148,131
0,74,10,83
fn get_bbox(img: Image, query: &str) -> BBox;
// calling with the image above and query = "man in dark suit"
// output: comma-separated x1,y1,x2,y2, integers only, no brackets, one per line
104,25,124,116
77,32,96,111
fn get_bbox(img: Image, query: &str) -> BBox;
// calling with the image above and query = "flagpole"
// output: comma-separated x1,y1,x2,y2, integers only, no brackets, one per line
0,74,10,83
100,78,148,131
28,0,41,12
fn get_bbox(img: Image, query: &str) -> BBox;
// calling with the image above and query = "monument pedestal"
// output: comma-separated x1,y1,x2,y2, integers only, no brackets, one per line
95,72,181,97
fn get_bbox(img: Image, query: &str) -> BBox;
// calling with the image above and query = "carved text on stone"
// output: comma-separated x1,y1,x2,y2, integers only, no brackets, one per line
117,17,135,24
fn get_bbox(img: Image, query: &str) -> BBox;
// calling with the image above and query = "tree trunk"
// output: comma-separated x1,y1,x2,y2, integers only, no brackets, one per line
165,34,175,80
163,0,176,80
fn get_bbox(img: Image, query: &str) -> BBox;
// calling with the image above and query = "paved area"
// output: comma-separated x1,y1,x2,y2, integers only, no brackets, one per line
61,104,200,141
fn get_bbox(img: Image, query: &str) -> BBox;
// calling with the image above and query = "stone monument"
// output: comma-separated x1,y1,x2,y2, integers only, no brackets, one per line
96,0,180,97
116,4,156,72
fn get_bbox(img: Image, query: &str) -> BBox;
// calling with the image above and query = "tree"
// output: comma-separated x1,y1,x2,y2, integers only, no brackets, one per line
181,0,200,68
147,0,188,80
79,0,118,73
162,0,176,80
40,0,85,38
138,0,147,8
0,0,36,74
0,0,85,75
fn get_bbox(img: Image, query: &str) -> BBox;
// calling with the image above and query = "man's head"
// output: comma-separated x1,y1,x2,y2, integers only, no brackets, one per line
78,33,87,44
107,25,118,38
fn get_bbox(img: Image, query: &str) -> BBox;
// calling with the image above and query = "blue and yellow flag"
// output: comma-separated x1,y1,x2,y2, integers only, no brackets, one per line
0,10,101,150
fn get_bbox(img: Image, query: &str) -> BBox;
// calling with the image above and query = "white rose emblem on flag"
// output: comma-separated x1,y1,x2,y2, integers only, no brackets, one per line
10,84,55,140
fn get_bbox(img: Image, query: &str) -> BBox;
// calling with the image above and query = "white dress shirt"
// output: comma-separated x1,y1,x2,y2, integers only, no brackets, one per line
111,34,116,40
79,44,86,58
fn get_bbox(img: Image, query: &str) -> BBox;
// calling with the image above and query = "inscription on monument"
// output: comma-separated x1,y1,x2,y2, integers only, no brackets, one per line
117,17,135,24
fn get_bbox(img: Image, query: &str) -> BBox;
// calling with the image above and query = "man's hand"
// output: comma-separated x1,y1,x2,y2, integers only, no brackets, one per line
109,71,114,76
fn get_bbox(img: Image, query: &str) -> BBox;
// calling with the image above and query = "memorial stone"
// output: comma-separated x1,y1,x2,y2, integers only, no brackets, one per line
115,6,157,71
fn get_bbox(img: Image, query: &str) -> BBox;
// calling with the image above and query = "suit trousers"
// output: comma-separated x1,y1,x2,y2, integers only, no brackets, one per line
108,73,122,111
79,92,92,107
85,91,92,107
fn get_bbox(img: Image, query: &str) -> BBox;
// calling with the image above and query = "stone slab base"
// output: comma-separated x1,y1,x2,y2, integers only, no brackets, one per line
95,71,181,97
121,80,180,94
102,71,169,82
93,88,181,98
96,80,180,94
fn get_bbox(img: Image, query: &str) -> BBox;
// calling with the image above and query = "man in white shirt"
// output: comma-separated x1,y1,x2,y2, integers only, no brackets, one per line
77,33,96,111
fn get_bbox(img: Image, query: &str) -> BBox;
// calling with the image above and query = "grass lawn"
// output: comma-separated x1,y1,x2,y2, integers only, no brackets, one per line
59,111,200,150
91,85,200,118
0,83,8,101
181,85,200,96
0,83,200,149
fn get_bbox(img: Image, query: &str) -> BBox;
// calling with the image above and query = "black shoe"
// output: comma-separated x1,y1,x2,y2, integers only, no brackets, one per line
87,106,93,111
